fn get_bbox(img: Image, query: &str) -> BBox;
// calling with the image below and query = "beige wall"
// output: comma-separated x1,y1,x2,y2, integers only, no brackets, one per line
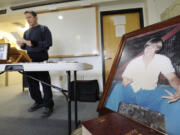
0,72,7,87
161,0,180,20
3,0,175,26
144,0,176,25
7,72,22,86
0,72,22,87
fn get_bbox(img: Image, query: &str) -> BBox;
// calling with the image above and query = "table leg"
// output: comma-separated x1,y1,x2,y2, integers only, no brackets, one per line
67,71,72,135
73,71,78,128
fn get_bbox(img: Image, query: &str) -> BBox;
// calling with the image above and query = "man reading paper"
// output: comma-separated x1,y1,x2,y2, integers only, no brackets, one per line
17,10,54,118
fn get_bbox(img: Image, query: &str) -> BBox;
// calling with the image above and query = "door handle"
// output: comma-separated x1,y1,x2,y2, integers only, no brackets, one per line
104,57,112,60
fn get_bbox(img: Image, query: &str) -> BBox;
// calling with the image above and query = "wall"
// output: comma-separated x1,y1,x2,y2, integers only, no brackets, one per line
38,7,98,57
0,73,7,87
50,56,103,92
47,0,146,92
161,0,180,20
144,0,176,25
7,72,22,86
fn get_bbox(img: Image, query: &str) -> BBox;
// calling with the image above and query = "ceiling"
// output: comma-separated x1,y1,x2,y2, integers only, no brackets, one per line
0,0,40,8
0,0,80,9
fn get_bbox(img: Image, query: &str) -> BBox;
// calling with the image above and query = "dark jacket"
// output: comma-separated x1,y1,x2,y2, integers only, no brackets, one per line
21,25,52,62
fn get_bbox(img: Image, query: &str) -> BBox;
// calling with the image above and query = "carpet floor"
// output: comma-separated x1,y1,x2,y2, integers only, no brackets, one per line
0,85,99,135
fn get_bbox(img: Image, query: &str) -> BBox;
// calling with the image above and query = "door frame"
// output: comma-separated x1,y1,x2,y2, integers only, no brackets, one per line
100,8,144,89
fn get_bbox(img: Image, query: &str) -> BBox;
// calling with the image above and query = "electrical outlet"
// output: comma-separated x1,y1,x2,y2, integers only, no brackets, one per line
59,76,63,81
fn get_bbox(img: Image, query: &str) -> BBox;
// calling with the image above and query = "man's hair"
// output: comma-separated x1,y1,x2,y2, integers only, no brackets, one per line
144,37,164,52
24,11,37,17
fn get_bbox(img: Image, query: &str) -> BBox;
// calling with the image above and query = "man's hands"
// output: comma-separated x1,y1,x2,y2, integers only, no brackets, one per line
162,89,180,103
16,41,24,47
163,72,180,103
16,40,32,47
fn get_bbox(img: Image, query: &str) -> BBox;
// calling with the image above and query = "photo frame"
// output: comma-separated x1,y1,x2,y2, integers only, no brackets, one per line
98,15,180,135
0,43,10,63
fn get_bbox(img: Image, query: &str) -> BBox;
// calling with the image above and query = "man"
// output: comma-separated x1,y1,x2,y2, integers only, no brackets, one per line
106,38,180,135
17,11,54,118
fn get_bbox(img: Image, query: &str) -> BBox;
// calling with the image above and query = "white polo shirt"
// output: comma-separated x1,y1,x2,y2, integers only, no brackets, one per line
122,54,175,92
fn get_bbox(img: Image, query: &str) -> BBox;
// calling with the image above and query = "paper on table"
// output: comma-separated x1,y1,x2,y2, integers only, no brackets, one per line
11,32,26,42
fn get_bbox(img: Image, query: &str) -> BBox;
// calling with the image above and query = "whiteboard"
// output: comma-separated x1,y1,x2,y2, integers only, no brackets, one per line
38,7,99,57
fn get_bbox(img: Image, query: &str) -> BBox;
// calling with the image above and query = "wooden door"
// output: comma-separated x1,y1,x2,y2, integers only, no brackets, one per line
101,9,144,85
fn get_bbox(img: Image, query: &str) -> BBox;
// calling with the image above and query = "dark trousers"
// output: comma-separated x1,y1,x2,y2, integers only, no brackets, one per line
26,71,54,109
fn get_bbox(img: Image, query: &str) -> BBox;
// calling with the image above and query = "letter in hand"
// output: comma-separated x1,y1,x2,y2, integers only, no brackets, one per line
16,41,25,47
162,89,180,103
16,40,32,47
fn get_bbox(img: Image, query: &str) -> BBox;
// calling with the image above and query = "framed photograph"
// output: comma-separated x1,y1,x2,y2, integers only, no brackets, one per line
0,43,10,63
98,15,180,135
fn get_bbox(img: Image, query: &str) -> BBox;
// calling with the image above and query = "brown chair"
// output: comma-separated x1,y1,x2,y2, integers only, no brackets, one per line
8,47,32,63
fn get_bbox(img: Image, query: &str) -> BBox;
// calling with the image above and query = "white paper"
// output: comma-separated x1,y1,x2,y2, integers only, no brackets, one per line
113,16,126,25
115,25,125,37
11,32,26,42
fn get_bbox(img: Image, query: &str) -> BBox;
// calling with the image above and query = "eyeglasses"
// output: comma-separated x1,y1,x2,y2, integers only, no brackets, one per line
144,43,162,50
